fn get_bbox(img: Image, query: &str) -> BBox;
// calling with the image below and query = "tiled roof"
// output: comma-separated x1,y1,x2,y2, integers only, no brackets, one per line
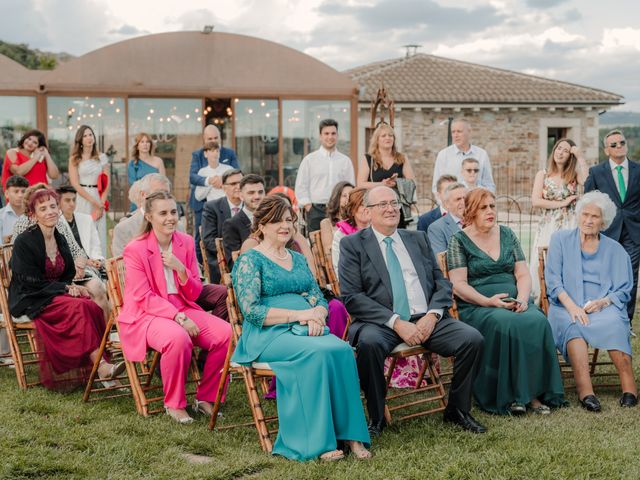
346,54,622,106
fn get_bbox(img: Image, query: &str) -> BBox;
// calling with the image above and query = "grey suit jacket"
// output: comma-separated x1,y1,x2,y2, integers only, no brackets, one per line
202,197,232,255
339,227,453,338
427,214,461,256
111,210,144,257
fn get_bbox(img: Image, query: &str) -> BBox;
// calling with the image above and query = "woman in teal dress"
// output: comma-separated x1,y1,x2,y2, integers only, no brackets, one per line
447,188,565,415
127,133,165,211
231,195,370,461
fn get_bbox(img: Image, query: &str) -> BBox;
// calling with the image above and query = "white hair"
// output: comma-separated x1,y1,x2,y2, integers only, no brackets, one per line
128,179,142,204
139,173,171,194
576,190,617,230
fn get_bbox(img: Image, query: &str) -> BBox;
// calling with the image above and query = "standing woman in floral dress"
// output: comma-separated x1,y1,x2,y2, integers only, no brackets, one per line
68,125,110,257
530,138,588,304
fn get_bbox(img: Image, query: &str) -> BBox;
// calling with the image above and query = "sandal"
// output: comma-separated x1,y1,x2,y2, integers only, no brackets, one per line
528,403,551,415
164,407,194,425
509,402,526,415
98,360,126,380
193,399,217,417
319,449,344,462
345,441,372,460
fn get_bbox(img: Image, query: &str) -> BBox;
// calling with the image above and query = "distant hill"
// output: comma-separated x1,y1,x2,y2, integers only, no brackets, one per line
0,40,73,70
599,111,640,127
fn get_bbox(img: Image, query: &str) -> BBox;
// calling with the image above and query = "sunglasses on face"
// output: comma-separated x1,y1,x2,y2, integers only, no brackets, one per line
464,168,479,173
609,140,627,148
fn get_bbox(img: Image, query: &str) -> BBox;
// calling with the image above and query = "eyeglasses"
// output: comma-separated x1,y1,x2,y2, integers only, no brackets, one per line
464,168,479,173
366,200,401,210
224,181,241,186
609,140,627,148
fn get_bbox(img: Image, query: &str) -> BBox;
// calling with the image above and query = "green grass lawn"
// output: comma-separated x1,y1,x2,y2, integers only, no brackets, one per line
1,337,640,480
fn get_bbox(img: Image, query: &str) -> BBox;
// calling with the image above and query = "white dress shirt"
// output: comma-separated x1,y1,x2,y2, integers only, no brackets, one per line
432,143,495,194
227,198,242,216
294,146,355,206
370,227,444,329
0,204,19,240
608,158,629,195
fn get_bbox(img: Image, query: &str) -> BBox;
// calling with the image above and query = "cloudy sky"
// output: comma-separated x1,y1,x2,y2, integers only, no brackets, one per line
4,0,640,110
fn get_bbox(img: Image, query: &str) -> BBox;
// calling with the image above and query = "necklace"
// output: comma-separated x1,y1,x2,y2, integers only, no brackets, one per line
272,249,289,260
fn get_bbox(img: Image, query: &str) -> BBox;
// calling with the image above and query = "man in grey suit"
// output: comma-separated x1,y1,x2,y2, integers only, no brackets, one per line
201,169,243,283
428,182,467,256
339,185,485,437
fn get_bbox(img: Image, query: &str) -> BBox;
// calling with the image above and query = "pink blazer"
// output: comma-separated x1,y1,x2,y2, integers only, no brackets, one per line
118,230,203,361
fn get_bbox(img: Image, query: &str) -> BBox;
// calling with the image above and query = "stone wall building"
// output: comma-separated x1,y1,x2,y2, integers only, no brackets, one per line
347,53,622,209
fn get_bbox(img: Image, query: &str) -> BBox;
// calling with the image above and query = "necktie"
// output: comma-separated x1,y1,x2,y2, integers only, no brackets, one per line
383,237,411,321
616,165,627,202
231,207,240,215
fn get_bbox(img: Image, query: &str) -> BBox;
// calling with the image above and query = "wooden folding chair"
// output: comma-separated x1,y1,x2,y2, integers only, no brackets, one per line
209,273,278,452
0,243,42,389
215,238,230,282
100,256,201,416
538,247,619,389
199,227,212,284
437,251,459,320
308,231,330,290
383,342,448,424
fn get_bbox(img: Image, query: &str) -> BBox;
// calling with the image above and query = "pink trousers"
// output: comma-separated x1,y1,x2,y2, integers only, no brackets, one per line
146,295,232,408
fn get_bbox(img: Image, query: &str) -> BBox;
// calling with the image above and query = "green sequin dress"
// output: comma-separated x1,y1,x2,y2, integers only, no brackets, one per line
447,226,565,414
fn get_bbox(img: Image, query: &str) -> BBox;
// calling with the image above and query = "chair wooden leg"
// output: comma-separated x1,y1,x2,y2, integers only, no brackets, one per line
242,367,273,453
209,340,234,430
83,315,116,402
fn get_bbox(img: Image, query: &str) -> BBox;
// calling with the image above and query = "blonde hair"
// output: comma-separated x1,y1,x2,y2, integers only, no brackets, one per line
367,123,405,170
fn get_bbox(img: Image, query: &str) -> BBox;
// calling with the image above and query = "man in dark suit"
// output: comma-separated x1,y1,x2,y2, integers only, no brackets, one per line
189,125,239,262
221,174,265,266
585,129,640,324
201,169,243,283
339,185,485,436
417,174,457,234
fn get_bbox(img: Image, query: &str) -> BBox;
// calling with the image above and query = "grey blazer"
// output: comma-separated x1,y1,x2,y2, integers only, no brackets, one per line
427,214,461,256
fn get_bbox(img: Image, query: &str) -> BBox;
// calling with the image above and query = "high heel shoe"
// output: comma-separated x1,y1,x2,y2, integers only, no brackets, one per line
98,361,126,380
193,399,213,417
164,407,194,424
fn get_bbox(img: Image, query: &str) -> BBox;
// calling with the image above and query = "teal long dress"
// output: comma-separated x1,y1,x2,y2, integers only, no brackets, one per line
231,249,370,461
447,226,565,414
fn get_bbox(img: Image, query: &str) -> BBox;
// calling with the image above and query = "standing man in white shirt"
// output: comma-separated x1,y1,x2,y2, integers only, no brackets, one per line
295,118,355,232
432,118,495,195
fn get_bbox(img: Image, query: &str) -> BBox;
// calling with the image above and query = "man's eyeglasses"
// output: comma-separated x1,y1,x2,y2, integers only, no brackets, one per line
464,168,480,173
366,200,401,210
224,181,241,186
609,140,627,148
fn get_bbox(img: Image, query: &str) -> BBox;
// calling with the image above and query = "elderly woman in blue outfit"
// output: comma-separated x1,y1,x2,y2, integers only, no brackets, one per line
231,195,370,461
545,190,637,412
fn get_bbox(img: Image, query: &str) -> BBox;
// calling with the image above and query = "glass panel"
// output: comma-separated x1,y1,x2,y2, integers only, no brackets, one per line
0,95,37,167
128,98,202,203
233,99,279,189
282,100,351,187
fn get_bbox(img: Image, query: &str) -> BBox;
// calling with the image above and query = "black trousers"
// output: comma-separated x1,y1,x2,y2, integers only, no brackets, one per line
349,316,484,424
620,225,640,324
306,204,326,233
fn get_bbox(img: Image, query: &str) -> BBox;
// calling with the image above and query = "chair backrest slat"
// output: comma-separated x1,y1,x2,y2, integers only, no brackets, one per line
538,247,549,316
215,238,230,280
222,273,244,343
437,251,459,320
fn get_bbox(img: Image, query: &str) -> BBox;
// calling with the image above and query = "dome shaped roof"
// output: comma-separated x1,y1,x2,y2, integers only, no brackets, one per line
0,54,39,91
43,31,355,97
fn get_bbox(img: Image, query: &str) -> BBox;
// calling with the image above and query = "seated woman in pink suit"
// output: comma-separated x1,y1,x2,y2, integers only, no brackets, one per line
118,191,232,424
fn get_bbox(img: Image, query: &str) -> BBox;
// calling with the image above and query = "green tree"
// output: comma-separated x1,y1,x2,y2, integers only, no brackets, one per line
0,40,57,70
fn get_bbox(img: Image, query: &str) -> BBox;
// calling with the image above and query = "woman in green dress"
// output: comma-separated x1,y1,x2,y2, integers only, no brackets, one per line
446,188,565,415
231,195,370,461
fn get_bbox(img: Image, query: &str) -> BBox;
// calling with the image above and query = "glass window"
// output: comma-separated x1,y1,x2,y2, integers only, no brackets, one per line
47,96,126,208
128,98,202,203
0,95,37,165
282,100,351,187
233,99,278,189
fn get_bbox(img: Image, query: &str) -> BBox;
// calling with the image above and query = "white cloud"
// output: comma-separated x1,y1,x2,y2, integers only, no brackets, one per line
600,27,640,52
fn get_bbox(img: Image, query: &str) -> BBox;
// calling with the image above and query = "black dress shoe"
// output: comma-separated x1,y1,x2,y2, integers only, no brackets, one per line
443,406,487,434
580,394,601,412
619,392,638,408
367,419,386,437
